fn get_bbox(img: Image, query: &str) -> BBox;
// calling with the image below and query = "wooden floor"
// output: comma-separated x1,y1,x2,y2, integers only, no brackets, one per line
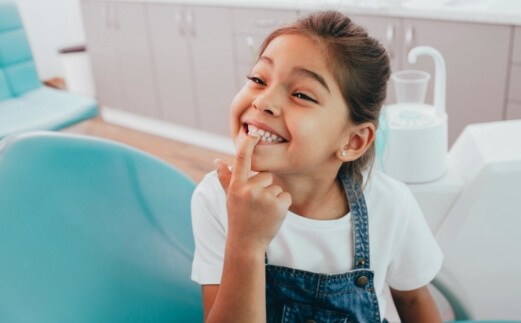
62,114,235,183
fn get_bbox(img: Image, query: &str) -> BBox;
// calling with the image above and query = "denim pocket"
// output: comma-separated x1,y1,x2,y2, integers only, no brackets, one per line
269,301,355,323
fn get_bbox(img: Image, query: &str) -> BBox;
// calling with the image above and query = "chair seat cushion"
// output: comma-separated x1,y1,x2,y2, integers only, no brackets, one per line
0,86,98,138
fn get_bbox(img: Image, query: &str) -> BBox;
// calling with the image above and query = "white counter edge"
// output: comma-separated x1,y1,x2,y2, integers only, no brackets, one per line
90,0,521,26
102,107,236,156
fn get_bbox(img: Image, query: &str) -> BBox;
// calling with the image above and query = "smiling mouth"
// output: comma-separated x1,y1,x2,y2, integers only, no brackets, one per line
244,123,288,143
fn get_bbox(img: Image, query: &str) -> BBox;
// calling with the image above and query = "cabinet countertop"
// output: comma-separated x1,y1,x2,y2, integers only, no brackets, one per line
98,0,521,26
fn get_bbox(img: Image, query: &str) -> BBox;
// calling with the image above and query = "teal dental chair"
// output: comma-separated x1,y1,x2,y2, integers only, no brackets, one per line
0,132,203,322
0,0,98,139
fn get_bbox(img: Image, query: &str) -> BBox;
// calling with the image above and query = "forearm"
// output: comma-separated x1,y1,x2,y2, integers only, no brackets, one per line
392,286,442,323
205,241,266,323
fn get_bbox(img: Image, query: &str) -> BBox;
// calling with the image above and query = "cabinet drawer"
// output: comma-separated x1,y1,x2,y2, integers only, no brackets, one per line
234,34,265,64
509,64,521,102
235,61,251,91
506,102,521,120
232,8,298,37
513,26,521,64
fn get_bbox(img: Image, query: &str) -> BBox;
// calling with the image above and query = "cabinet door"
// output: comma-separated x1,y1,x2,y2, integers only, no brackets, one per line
81,1,123,110
400,19,511,144
147,4,197,127
349,15,403,105
190,6,236,136
232,8,299,92
111,3,160,118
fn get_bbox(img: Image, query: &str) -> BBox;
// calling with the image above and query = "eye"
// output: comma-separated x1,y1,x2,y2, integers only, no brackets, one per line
293,92,318,103
246,75,266,86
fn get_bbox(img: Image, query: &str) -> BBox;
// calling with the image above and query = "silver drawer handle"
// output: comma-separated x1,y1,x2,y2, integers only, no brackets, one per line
246,36,256,62
186,10,195,37
386,24,394,59
175,11,184,35
405,26,414,46
254,19,276,27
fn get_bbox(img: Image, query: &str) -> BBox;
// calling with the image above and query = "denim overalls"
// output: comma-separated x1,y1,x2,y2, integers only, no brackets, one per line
265,175,384,323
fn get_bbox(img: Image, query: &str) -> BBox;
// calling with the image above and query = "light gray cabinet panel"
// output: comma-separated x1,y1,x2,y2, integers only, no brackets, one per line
148,5,235,135
232,8,298,38
231,8,298,92
147,4,197,127
81,1,160,118
509,64,521,103
105,2,159,118
81,1,123,110
506,102,521,120
350,15,403,105
513,26,521,64
190,6,236,136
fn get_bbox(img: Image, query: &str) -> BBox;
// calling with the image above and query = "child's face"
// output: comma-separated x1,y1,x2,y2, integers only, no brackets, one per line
230,34,352,175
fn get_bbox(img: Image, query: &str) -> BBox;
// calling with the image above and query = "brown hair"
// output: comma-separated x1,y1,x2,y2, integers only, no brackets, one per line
258,11,390,184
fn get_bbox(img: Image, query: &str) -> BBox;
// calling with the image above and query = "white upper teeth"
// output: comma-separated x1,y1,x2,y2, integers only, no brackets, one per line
248,125,284,142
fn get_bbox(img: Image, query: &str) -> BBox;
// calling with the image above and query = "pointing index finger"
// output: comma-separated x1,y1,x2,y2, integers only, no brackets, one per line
231,131,260,183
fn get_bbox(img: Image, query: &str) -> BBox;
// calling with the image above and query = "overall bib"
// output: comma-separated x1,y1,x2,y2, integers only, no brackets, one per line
265,175,384,323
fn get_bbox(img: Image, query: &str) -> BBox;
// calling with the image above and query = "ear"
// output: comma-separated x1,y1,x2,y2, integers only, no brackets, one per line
336,122,375,162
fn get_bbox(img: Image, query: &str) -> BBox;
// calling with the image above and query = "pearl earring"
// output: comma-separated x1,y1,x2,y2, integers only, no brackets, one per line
341,151,346,157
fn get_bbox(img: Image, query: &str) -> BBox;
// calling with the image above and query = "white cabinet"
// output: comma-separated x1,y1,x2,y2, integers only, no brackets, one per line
147,4,235,135
82,2,516,141
506,26,521,120
347,15,403,105
81,1,122,111
231,8,299,92
146,4,197,128
190,6,235,136
81,1,160,118
352,15,511,144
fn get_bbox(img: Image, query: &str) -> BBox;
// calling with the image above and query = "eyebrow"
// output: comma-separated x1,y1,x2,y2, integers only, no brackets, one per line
258,55,330,93
294,68,330,93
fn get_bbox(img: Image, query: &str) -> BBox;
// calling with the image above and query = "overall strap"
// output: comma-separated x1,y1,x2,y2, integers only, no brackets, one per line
340,175,370,270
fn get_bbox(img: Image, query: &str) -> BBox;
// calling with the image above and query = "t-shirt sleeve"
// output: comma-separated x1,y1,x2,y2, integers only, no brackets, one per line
385,190,443,291
190,172,227,285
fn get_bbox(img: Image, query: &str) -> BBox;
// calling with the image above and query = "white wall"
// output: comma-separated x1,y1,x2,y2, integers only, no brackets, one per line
15,0,86,80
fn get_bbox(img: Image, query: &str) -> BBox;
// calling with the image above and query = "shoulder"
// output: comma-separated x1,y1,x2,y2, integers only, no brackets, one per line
363,169,426,239
193,170,223,197
363,169,416,211
191,170,227,221
364,170,443,289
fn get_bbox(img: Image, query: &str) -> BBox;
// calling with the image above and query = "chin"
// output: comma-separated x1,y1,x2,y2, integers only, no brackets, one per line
250,160,269,173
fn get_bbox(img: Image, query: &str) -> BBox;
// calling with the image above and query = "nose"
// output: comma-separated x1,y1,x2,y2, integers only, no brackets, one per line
252,88,282,116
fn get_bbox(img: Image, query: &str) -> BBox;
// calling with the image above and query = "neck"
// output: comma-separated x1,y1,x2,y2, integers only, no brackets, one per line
273,169,349,221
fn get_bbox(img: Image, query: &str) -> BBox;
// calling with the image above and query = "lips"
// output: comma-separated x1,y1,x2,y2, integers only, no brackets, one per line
243,122,288,142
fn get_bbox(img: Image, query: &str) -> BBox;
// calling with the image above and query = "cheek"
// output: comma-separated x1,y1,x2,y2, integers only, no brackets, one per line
289,112,347,150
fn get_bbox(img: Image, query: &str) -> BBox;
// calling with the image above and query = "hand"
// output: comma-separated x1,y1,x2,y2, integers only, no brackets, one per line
215,133,292,252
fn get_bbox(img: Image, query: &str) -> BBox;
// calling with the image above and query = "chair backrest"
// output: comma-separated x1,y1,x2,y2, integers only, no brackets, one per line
0,0,41,100
436,120,521,319
0,132,203,323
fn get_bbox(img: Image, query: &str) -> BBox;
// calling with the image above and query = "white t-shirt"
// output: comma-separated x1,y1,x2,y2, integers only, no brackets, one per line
191,169,443,319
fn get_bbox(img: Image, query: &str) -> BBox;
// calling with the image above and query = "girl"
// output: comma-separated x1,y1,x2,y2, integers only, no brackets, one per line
191,11,443,323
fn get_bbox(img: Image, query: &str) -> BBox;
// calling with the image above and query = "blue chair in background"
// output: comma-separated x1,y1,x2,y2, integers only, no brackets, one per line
0,132,203,322
0,0,98,139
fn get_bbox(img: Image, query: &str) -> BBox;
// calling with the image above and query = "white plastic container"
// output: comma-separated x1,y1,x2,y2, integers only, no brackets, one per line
392,69,431,104
382,46,448,183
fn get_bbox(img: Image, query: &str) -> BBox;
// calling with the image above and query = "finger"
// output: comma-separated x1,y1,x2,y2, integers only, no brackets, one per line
277,192,292,209
264,185,283,197
215,159,232,192
231,132,261,183
249,172,274,188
